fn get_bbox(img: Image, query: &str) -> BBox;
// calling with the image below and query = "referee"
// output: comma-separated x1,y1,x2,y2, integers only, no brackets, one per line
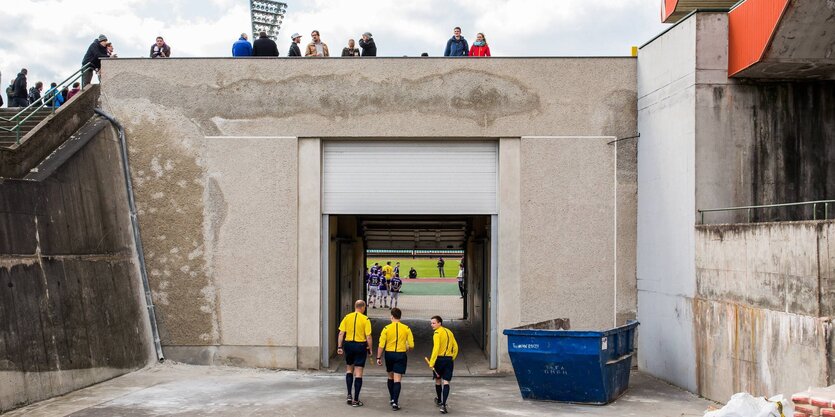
429,315,458,414
337,300,373,407
376,307,414,411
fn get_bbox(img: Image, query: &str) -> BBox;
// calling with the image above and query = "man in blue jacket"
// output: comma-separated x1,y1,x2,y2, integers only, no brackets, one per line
444,27,468,57
232,33,253,57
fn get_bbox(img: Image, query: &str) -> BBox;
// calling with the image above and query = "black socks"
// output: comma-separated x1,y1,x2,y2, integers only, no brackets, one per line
353,377,363,400
387,378,394,400
435,383,442,400
393,382,402,403
442,384,450,405
346,373,353,396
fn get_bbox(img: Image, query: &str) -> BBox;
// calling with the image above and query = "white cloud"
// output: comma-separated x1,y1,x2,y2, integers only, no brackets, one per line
1,0,668,100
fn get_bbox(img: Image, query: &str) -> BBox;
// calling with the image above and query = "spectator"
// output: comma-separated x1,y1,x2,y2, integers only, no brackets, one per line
443,27,468,57
6,80,14,107
82,35,109,87
469,33,491,57
44,82,58,106
150,36,171,58
61,87,69,102
305,30,329,57
253,31,279,56
288,33,302,57
27,81,43,106
106,42,117,58
359,32,376,56
11,69,28,107
232,33,253,57
342,39,359,57
45,82,64,108
67,82,81,100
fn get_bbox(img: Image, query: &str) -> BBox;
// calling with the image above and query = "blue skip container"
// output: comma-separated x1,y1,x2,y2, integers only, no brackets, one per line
503,320,639,405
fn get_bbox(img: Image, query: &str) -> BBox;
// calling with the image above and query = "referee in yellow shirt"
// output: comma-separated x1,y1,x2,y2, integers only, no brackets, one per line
429,315,458,414
337,300,373,407
375,307,414,411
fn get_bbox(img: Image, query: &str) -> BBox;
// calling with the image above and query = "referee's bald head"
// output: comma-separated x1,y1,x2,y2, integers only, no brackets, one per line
355,300,366,309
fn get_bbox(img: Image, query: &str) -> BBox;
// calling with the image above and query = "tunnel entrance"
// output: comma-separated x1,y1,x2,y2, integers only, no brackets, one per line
319,139,499,372
323,215,494,375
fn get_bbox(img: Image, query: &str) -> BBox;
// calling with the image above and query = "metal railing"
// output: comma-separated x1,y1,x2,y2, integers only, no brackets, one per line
0,63,91,144
698,199,835,224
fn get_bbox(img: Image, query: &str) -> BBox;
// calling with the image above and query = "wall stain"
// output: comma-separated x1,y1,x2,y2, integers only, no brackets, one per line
748,82,835,221
124,114,216,346
107,69,542,129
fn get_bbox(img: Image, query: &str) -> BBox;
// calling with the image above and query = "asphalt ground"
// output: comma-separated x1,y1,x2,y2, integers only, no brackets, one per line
7,363,715,417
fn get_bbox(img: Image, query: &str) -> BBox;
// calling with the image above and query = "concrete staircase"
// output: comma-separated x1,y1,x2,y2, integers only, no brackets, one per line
0,108,52,149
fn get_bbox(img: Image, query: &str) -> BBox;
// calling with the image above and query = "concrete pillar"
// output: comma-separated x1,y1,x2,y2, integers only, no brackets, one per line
497,137,521,371
297,138,322,369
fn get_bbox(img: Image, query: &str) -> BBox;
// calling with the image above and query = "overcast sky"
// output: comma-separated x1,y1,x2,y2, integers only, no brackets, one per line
1,0,669,93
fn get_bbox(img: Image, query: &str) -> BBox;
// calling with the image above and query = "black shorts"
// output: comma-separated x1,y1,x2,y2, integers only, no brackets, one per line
344,341,368,367
433,357,454,381
384,351,408,374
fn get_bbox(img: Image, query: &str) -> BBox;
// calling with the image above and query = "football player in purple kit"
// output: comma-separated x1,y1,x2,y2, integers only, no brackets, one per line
389,273,403,309
368,271,381,308
378,273,390,308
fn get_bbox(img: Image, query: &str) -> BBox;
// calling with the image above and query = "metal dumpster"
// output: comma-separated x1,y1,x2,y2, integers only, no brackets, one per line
503,320,639,405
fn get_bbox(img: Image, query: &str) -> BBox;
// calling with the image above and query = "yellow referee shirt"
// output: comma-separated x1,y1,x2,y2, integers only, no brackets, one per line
339,312,372,342
379,322,414,353
429,326,459,367
382,265,394,279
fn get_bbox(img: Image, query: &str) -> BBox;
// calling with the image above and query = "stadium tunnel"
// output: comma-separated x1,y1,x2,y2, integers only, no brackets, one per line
323,214,494,373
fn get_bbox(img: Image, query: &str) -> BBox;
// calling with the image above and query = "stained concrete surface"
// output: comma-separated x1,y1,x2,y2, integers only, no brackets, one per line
0,122,151,411
6,363,713,417
100,57,638,371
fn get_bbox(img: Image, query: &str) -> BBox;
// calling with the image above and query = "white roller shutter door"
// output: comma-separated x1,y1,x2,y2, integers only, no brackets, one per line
323,141,498,214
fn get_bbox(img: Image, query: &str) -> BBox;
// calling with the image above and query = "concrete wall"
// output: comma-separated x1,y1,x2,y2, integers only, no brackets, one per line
695,222,833,401
100,57,637,370
0,124,151,412
637,13,700,392
520,137,616,330
697,79,835,222
639,10,835,398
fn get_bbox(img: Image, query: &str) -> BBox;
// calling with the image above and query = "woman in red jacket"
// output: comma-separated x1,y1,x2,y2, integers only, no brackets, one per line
469,33,491,57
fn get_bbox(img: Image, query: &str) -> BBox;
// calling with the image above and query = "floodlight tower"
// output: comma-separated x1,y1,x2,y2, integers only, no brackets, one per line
250,0,287,41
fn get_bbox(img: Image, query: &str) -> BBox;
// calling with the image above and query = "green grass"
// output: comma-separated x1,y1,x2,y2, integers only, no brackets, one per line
366,257,461,279
400,281,460,296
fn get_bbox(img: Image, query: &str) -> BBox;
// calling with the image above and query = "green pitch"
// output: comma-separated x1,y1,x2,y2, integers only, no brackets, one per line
400,281,460,296
366,257,460,279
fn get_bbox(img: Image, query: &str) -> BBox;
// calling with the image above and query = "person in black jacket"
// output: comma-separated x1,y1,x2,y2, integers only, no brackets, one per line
288,33,302,57
11,69,28,107
359,32,376,56
82,35,109,87
253,31,279,56
342,39,359,57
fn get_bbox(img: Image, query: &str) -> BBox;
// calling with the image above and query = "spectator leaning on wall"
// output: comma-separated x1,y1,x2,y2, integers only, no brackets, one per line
150,36,171,58
232,33,253,57
444,27,468,57
253,31,279,57
81,34,108,87
288,33,302,57
359,32,376,56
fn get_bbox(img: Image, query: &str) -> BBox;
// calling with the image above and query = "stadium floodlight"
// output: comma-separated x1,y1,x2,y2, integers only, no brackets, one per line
250,0,287,41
